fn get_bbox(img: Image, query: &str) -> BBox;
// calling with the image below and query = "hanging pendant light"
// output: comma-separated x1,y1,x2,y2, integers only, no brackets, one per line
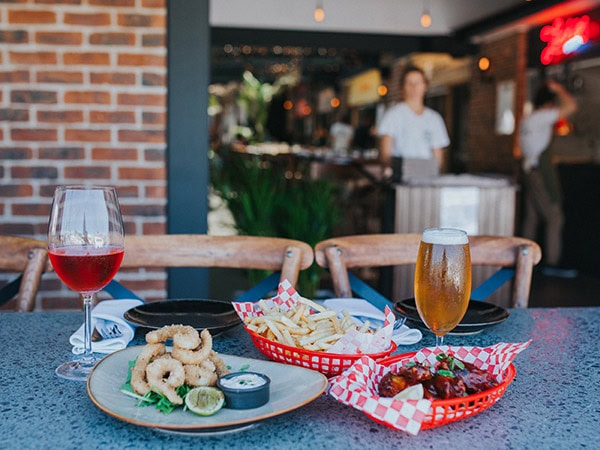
420,0,432,28
314,0,325,23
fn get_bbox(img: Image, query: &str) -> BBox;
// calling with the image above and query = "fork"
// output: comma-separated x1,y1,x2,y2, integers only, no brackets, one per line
355,315,406,330
92,321,123,341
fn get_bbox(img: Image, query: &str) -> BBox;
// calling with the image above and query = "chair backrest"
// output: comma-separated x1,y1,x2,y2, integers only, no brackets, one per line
0,236,49,312
315,234,542,308
120,234,314,289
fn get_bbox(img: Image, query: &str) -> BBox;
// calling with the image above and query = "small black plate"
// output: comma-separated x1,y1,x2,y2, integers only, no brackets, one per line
395,298,510,335
124,299,241,335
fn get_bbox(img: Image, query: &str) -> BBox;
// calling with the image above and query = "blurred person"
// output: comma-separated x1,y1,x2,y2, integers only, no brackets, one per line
520,79,577,277
352,114,376,150
329,113,354,155
377,65,450,182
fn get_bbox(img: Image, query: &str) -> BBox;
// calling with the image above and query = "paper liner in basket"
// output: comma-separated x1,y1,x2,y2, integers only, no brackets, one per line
327,341,531,435
233,279,395,354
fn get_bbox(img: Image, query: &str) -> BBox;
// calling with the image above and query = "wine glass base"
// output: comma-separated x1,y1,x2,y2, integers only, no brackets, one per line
55,359,96,382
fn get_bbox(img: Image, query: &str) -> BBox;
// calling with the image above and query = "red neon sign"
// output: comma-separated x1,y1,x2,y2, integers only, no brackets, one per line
540,15,591,65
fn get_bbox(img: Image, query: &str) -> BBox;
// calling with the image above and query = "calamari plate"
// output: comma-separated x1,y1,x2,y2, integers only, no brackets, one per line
124,299,241,336
395,299,509,335
87,346,328,434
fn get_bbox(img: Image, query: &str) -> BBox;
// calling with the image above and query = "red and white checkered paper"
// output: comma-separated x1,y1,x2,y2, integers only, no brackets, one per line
327,341,531,435
233,279,394,354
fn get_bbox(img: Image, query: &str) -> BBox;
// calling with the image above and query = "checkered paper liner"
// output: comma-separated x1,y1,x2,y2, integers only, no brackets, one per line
233,279,395,355
327,341,531,435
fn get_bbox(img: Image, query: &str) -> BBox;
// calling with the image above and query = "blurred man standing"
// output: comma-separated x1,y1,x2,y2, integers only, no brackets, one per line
520,80,577,277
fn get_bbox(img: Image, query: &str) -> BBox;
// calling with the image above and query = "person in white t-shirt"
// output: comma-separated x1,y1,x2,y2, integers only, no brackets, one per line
377,65,450,182
329,113,354,155
519,80,577,275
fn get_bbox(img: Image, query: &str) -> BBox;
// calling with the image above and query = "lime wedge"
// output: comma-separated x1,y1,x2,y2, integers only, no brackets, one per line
185,387,225,416
393,383,424,401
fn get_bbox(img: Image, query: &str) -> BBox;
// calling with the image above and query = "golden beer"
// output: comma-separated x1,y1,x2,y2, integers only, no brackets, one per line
414,228,471,345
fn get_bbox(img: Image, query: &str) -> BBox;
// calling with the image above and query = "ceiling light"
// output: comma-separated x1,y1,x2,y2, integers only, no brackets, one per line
314,1,325,22
420,0,431,28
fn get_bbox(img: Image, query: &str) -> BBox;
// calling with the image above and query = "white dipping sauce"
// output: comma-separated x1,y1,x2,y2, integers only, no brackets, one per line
220,373,267,389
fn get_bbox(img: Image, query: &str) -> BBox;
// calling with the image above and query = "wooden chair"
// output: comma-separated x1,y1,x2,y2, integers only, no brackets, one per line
0,236,49,312
315,234,542,308
111,234,314,300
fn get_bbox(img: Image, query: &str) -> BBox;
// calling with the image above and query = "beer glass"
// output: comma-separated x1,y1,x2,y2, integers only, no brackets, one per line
414,228,471,347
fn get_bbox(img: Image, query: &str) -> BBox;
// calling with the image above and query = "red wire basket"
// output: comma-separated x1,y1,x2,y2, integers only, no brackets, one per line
246,327,397,377
373,352,517,429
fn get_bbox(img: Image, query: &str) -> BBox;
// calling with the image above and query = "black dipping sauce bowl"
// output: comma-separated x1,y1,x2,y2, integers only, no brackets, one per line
217,372,271,409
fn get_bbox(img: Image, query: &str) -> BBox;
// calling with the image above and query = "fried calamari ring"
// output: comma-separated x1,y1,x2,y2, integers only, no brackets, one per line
171,329,213,365
131,343,166,395
184,359,218,387
146,357,186,405
145,324,200,349
209,350,230,377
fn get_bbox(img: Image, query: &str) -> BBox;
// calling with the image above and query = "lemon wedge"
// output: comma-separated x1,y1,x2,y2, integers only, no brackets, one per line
185,387,225,416
393,383,424,401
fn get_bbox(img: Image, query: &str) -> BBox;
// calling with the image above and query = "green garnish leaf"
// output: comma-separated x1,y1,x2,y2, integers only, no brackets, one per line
239,364,250,372
436,353,447,362
436,369,455,377
453,358,465,370
405,361,417,368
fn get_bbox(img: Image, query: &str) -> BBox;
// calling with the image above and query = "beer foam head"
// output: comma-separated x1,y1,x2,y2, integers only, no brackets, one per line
422,228,468,245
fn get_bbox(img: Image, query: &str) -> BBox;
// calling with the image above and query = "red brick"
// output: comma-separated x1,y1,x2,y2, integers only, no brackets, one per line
64,13,111,26
118,167,165,180
0,184,33,197
90,32,135,46
37,71,83,84
9,51,57,64
64,91,110,104
142,222,167,234
0,30,28,43
0,108,29,121
90,110,136,124
142,0,166,7
11,90,57,104
64,52,110,65
142,72,165,86
65,129,111,142
35,0,81,4
142,111,165,125
41,296,81,311
144,148,164,161
146,185,166,198
11,129,57,141
142,33,164,47
36,31,83,45
118,93,164,106
39,146,84,160
90,0,135,6
37,110,84,123
113,185,140,198
117,13,165,28
92,147,138,160
117,53,165,67
64,165,111,179
8,10,56,24
120,203,165,216
11,165,59,178
118,129,165,143
0,70,29,83
11,203,52,216
0,147,32,159
0,223,35,236
90,72,136,85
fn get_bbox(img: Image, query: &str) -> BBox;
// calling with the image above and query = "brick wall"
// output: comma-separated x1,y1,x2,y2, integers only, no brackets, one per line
465,32,527,175
0,0,167,310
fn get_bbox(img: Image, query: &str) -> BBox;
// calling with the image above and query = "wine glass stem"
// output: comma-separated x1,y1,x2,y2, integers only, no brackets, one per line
81,293,95,364
435,334,445,347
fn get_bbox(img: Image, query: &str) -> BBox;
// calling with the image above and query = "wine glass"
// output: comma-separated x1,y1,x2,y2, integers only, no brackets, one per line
48,186,124,381
414,228,472,347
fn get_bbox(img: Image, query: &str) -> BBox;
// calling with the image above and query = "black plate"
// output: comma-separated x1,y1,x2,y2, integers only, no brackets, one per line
394,298,509,335
124,299,241,335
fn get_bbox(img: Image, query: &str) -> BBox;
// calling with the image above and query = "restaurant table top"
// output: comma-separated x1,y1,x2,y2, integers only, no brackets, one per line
1,307,598,449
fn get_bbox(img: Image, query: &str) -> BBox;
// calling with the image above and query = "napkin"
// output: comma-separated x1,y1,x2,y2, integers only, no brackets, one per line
70,299,143,355
323,298,422,346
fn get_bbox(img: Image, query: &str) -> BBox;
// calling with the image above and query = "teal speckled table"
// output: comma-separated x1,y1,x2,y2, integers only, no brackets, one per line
1,307,598,449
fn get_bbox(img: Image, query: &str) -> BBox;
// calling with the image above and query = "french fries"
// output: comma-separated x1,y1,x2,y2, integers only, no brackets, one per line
244,297,369,351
